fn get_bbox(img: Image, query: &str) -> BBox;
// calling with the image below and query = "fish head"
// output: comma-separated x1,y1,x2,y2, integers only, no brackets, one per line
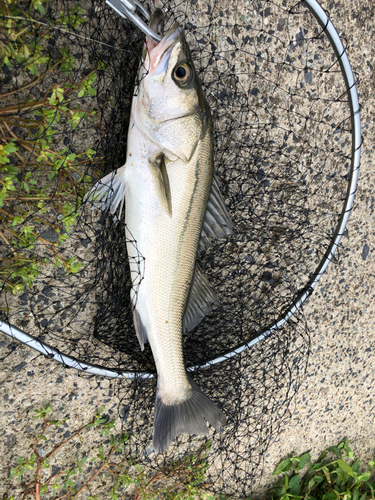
134,19,210,162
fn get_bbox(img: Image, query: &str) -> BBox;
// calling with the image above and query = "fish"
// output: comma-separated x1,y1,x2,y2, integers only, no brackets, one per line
85,9,234,453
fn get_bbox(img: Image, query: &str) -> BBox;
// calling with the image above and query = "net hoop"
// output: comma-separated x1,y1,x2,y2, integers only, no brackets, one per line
0,0,360,378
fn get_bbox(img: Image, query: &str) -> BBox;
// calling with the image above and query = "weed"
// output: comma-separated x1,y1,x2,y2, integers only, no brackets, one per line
0,0,104,293
5,404,375,500
4,403,214,499
270,439,375,500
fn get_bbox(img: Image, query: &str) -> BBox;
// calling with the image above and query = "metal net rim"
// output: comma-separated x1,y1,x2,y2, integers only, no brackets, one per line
0,0,360,379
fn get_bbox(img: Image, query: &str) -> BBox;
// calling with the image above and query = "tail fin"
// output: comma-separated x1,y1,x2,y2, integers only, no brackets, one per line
153,377,226,454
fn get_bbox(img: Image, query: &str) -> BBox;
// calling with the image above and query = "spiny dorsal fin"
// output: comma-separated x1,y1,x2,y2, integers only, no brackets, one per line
148,152,172,216
183,263,219,333
198,174,235,254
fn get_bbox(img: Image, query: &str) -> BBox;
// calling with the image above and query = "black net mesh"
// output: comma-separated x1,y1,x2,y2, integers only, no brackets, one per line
0,0,356,495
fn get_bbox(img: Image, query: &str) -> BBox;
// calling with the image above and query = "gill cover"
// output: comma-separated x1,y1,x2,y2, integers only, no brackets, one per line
135,24,209,162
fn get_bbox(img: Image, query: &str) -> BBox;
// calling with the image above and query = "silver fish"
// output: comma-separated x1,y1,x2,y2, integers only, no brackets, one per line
86,10,234,453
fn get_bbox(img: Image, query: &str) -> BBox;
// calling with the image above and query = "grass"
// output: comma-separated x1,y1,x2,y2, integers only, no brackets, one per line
269,439,375,500
4,403,215,500
0,0,104,294
4,401,375,500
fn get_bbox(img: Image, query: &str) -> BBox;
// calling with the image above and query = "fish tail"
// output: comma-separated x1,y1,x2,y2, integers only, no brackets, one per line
153,376,226,454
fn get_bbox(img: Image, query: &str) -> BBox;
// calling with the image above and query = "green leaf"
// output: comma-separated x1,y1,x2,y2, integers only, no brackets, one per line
353,489,359,500
352,459,360,474
88,72,97,84
312,462,323,471
289,475,301,495
85,148,96,160
313,475,324,483
297,452,311,470
336,467,347,482
358,472,371,482
364,482,375,500
273,459,294,475
342,439,354,458
328,446,342,458
134,463,141,473
5,166,18,175
273,487,286,497
337,459,353,477
322,493,338,500
284,474,289,488
9,468,18,479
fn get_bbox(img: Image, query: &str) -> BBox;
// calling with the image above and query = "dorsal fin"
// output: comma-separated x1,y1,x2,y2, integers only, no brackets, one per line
198,174,235,254
183,263,219,333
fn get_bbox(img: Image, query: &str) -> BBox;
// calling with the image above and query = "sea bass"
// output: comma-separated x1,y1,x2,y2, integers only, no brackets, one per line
86,10,234,453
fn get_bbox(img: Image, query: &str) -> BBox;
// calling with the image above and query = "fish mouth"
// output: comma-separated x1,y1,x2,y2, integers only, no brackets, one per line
145,14,182,73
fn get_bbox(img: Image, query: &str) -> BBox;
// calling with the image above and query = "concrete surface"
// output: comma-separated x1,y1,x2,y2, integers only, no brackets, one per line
1,0,374,497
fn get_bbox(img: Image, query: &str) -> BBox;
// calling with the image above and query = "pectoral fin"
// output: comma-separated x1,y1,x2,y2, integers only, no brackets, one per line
148,153,172,216
83,165,127,220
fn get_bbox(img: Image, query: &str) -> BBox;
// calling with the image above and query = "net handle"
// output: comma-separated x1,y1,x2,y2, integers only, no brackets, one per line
0,0,360,378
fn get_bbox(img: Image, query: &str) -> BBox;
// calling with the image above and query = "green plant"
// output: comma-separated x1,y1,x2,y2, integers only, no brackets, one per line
270,439,375,500
0,0,105,293
6,405,375,500
5,403,214,499
0,0,52,73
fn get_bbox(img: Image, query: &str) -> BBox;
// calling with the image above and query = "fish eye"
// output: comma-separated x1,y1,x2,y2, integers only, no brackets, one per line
173,63,193,86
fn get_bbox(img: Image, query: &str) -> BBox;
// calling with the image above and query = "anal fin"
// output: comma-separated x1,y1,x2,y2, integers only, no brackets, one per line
133,307,148,351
